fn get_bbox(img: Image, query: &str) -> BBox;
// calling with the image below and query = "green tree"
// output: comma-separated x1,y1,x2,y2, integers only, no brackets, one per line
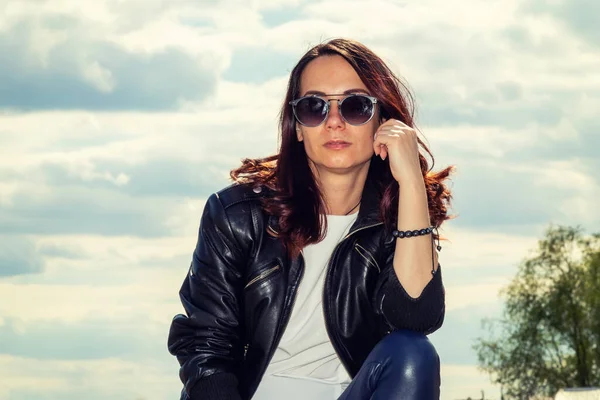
474,225,600,400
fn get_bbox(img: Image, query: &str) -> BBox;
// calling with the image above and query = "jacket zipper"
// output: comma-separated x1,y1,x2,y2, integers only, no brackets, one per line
244,265,280,290
342,222,383,241
244,265,282,362
354,243,380,272
323,221,384,377
276,250,305,342
257,250,305,385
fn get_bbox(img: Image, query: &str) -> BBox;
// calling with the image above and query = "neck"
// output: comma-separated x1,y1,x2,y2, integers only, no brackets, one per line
311,162,370,216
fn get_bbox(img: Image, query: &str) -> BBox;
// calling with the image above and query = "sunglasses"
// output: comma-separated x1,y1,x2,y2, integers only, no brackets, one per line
289,93,378,127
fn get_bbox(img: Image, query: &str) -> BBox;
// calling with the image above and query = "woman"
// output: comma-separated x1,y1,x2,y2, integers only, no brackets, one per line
168,38,454,400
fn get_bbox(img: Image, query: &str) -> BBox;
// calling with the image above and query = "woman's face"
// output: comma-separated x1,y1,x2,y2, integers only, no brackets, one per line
296,55,380,176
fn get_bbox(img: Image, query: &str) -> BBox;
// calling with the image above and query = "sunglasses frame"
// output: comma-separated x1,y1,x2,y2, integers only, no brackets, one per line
289,93,379,127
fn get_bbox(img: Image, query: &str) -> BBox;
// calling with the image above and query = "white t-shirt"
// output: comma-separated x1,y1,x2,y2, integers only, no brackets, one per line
253,213,358,399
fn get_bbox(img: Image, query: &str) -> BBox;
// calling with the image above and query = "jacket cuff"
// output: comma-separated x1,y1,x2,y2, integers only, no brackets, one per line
188,372,242,400
380,265,445,334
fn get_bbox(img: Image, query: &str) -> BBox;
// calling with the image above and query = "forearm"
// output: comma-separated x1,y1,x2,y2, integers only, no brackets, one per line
392,179,439,298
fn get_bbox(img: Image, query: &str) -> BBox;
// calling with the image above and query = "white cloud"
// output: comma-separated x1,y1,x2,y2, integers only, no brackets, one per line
251,0,305,10
0,78,287,169
0,15,219,111
438,225,538,311
426,125,547,158
438,224,539,270
82,60,116,93
445,280,507,312
0,276,184,325
0,182,19,207
0,354,179,400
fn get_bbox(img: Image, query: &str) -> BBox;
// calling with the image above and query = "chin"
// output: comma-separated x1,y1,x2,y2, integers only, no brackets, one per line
309,155,370,173
323,158,352,168
325,161,364,172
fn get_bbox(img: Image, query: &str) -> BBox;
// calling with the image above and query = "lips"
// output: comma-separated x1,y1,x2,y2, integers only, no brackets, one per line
324,140,351,149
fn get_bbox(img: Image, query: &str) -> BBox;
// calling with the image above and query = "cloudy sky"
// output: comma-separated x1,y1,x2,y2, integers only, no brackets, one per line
1,0,599,399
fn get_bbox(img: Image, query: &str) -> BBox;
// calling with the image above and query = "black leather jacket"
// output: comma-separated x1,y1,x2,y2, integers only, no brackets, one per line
167,180,445,400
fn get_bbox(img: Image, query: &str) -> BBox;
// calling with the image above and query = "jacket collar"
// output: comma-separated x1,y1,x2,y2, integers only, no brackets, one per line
265,168,386,235
346,167,387,237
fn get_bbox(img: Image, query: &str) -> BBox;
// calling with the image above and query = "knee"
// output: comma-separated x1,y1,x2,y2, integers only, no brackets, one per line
374,330,440,375
362,330,440,398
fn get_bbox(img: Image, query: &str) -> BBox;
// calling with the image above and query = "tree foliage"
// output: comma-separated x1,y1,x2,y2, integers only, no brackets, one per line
474,225,600,399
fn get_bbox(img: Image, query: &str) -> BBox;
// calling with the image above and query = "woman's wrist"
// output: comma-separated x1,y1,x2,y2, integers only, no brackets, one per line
396,173,426,189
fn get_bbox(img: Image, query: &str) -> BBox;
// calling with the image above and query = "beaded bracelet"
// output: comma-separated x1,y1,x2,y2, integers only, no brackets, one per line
392,226,441,250
392,226,442,275
392,226,433,239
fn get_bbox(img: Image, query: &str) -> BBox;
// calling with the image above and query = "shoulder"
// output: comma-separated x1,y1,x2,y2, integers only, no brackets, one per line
204,183,272,243
214,182,269,210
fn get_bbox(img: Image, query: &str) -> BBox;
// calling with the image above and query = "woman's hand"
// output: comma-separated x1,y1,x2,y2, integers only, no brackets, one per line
373,119,423,184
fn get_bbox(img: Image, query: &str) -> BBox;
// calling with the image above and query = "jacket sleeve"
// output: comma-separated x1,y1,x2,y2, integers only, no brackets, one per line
373,246,446,335
167,193,248,400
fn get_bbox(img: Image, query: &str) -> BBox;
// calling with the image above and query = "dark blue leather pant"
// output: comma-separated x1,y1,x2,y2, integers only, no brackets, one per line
337,330,440,400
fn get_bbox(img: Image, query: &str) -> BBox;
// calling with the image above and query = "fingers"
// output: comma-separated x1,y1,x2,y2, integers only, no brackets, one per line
379,118,411,130
373,120,416,160
375,120,413,138
377,144,388,160
374,127,413,146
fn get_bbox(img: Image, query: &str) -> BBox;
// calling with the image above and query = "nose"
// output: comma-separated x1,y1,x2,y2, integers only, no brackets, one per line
325,99,345,130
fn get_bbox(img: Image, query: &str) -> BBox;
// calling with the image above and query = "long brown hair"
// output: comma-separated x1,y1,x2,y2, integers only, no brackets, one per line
231,38,454,257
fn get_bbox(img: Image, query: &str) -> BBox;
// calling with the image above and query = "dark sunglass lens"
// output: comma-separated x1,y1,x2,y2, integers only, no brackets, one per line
341,95,374,125
295,97,327,127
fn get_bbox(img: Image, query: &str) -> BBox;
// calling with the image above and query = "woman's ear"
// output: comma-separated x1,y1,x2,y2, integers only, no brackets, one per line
296,125,304,142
